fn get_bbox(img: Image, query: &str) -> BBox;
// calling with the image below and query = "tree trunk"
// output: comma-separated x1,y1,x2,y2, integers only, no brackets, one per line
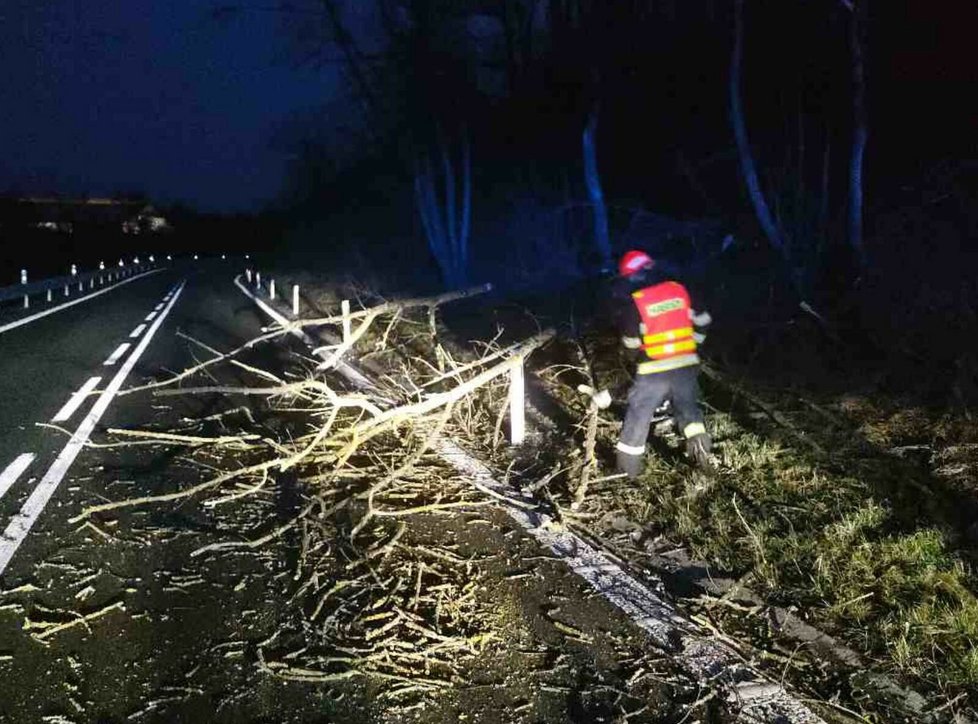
848,0,868,268
730,0,785,258
582,105,611,268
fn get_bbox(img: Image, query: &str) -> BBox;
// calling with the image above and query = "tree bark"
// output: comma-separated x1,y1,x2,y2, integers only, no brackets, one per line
847,0,868,267
730,0,785,257
583,105,611,268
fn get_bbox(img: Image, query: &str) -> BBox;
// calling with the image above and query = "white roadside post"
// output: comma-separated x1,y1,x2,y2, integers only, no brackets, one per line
46,289,52,303
63,283,69,297
255,272,261,290
269,279,276,300
509,357,526,445
292,284,299,317
245,269,252,284
341,300,351,343
21,269,28,309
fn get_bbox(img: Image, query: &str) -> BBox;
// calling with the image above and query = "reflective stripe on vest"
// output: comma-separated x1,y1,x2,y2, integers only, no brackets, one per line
642,326,694,346
636,353,700,375
644,339,696,357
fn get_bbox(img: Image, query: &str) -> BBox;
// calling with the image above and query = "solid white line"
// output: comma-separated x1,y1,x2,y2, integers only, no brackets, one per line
0,454,35,503
144,311,158,322
0,269,162,337
103,342,131,366
0,281,185,578
51,376,102,423
129,323,147,339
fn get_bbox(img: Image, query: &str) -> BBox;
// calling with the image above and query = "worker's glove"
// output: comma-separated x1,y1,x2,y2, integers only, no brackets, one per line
577,385,612,410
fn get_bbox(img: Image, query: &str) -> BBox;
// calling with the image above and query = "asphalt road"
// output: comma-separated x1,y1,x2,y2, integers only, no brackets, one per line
0,262,304,582
0,263,339,722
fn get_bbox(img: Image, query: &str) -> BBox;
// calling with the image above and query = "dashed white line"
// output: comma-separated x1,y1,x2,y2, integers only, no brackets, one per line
103,342,131,366
129,323,147,339
154,303,164,311
145,311,158,322
0,454,35,503
0,269,163,337
51,376,102,423
0,282,185,578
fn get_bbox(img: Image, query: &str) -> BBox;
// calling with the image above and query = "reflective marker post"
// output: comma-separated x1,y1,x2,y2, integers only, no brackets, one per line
292,284,299,317
509,358,526,445
341,300,351,343
21,270,28,309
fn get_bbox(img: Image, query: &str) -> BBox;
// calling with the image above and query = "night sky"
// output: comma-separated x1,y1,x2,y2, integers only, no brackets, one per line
0,2,974,214
0,2,340,211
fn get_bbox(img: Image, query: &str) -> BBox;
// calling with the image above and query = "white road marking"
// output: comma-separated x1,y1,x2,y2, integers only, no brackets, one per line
51,376,102,423
0,269,163,337
129,323,147,339
0,454,35,503
0,281,185,578
144,311,157,322
103,342,131,366
154,303,164,311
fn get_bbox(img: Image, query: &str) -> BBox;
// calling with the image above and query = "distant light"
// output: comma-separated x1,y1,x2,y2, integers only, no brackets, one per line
193,254,199,260
21,269,27,284
99,261,105,270
245,254,250,260
221,254,226,260
133,256,140,264
148,254,155,263
166,254,172,261
119,259,124,267
71,264,77,276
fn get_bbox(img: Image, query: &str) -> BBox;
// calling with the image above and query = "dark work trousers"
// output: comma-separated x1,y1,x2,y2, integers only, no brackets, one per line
618,365,704,455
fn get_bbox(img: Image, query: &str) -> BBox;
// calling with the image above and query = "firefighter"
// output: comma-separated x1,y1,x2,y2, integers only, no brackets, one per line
611,250,713,478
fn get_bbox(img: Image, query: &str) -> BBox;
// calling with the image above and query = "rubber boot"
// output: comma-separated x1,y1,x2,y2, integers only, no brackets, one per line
685,433,715,473
616,450,645,480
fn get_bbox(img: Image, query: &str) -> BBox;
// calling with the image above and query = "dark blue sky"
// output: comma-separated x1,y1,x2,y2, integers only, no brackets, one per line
0,2,341,211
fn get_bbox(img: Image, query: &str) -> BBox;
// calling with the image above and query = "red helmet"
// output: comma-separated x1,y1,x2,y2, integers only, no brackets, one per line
618,250,654,278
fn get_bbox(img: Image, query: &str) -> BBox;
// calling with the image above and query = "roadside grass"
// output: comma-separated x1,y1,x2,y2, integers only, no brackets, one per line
588,384,978,697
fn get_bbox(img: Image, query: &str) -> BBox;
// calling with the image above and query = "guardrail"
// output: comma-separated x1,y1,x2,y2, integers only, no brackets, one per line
0,257,157,309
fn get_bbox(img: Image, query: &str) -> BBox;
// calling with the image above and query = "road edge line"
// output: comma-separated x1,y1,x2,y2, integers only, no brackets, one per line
0,268,163,337
0,281,186,578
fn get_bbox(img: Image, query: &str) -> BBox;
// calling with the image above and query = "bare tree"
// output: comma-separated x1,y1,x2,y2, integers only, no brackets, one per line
730,0,787,260
844,0,868,268
415,129,472,287
582,104,611,268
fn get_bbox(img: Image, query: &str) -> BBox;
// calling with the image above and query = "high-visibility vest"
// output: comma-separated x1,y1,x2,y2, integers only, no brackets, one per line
631,281,700,374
